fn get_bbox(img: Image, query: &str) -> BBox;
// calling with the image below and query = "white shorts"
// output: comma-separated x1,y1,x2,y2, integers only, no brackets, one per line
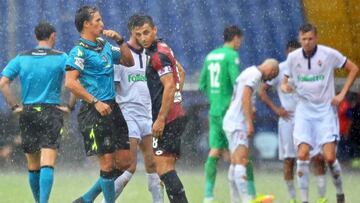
126,119,152,140
224,129,248,153
278,119,296,160
293,106,339,156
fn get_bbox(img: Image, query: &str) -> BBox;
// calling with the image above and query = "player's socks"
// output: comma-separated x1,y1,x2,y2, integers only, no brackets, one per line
285,180,296,200
100,170,115,203
204,156,218,198
160,170,188,203
316,175,326,198
113,170,132,198
28,169,40,202
82,178,102,202
228,164,240,203
39,166,54,203
246,158,256,198
233,164,251,202
297,160,310,202
147,172,164,203
328,160,343,195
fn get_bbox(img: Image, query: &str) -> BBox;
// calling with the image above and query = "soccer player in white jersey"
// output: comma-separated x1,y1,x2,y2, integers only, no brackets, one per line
282,23,359,203
103,14,165,203
223,59,279,203
260,40,329,203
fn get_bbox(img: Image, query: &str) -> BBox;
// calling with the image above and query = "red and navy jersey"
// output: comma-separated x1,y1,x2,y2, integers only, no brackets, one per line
146,39,185,124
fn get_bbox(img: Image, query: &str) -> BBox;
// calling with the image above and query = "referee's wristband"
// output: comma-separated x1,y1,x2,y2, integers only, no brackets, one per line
116,37,125,46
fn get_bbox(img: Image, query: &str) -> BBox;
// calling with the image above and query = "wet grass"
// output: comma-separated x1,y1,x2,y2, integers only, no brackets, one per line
0,168,359,203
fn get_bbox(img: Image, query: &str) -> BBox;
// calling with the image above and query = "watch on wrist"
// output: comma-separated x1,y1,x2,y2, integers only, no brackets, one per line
91,97,99,105
11,104,19,111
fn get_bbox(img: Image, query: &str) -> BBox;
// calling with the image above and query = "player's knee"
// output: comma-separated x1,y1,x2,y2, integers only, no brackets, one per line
297,150,309,161
144,159,157,172
127,162,137,174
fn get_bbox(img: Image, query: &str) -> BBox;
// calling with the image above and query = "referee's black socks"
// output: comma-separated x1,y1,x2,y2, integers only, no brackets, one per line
160,170,188,203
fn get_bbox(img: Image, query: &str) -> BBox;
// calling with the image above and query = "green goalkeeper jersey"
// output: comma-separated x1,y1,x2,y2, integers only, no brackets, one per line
199,45,240,116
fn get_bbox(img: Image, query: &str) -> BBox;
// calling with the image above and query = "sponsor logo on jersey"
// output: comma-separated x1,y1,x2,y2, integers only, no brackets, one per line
128,73,147,82
74,57,84,70
297,74,324,82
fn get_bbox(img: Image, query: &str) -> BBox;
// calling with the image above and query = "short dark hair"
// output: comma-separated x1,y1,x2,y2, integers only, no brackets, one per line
34,21,56,41
224,25,243,42
299,23,317,35
128,14,155,30
75,6,99,32
286,39,301,49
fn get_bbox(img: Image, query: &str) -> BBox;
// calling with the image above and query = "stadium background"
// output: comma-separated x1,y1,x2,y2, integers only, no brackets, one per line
0,1,360,202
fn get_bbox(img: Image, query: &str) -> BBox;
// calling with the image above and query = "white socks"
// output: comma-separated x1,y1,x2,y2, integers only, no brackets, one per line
285,180,296,200
329,160,343,195
233,164,251,203
228,164,240,203
297,160,310,202
147,173,164,203
316,175,326,198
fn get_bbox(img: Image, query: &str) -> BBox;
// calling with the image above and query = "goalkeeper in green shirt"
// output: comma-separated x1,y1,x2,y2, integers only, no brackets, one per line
199,25,256,203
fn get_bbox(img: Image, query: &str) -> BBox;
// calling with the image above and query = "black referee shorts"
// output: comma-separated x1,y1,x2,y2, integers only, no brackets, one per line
19,104,63,154
78,100,129,156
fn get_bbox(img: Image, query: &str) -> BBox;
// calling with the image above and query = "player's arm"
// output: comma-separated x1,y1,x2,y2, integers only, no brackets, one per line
242,86,254,137
102,29,134,67
333,59,359,105
153,73,176,138
118,43,134,67
259,82,290,119
176,61,186,91
198,63,208,94
0,77,22,112
228,54,240,85
64,69,111,116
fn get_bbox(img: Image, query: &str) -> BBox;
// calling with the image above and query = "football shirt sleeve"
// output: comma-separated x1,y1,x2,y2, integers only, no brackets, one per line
2,55,21,80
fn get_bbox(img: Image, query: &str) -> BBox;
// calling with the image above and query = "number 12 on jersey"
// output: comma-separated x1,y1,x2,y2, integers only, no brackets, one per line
208,62,220,88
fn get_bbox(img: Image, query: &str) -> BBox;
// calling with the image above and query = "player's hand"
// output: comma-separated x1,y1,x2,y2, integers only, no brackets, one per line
332,93,345,106
56,105,70,114
276,107,292,120
94,101,112,116
102,29,123,42
246,121,255,138
152,117,166,138
280,83,294,93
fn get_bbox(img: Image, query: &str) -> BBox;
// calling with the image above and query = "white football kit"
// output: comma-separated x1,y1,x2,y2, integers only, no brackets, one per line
266,61,297,160
114,45,152,139
223,66,262,152
285,45,346,152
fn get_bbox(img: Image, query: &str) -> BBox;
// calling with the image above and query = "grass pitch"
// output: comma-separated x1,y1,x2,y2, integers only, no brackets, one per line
0,167,359,203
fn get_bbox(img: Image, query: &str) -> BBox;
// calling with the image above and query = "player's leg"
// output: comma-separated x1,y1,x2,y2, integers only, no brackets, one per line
311,154,327,201
74,103,122,203
25,152,41,202
297,143,311,203
154,117,188,203
204,115,227,202
39,148,57,203
20,106,42,202
323,143,345,203
140,134,163,203
279,120,297,201
231,131,252,203
38,105,63,203
319,114,345,203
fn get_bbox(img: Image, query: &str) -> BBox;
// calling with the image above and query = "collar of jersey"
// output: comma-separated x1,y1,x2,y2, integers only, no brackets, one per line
127,43,144,54
302,45,317,58
35,46,51,50
79,38,97,47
